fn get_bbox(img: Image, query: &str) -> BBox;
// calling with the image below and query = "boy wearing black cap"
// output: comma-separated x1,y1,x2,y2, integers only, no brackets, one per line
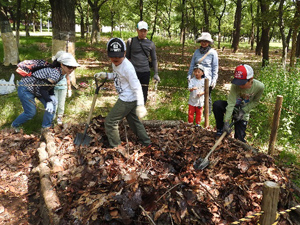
213,64,264,142
95,38,151,148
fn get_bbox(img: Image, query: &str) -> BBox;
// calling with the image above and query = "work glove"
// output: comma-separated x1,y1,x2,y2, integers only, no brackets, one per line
50,95,57,105
223,121,232,134
211,79,217,89
68,89,72,97
153,74,161,83
45,102,54,114
136,105,147,118
233,107,245,121
94,72,107,79
187,74,191,81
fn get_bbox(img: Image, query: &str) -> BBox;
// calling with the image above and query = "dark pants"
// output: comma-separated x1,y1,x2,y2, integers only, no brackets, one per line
212,100,248,142
136,71,150,104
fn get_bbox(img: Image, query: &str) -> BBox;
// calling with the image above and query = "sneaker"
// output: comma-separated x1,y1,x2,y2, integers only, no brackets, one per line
195,124,201,127
216,129,223,137
11,124,21,133
57,117,63,125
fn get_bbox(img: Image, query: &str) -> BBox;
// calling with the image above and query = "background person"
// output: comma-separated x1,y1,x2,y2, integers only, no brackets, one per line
188,64,205,127
126,21,160,104
187,32,219,114
95,38,151,148
212,64,264,142
11,52,80,132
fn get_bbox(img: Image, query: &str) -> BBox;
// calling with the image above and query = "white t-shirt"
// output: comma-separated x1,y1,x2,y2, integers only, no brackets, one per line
188,78,205,107
108,58,144,106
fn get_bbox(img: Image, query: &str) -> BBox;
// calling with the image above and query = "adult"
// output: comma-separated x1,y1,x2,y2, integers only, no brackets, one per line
187,32,219,114
95,38,151,148
11,52,80,132
126,21,160,104
213,64,264,142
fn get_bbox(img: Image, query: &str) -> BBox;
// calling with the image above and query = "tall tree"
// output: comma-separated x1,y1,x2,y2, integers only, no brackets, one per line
0,3,18,65
202,0,209,32
208,0,226,49
278,0,288,69
289,0,300,68
231,0,242,53
87,0,109,44
259,0,271,67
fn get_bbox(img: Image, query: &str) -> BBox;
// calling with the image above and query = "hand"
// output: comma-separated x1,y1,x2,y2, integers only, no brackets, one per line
153,74,160,83
68,89,72,97
94,72,107,79
136,105,147,118
46,102,54,114
187,74,191,81
50,95,57,105
233,107,245,121
223,122,232,134
211,79,217,89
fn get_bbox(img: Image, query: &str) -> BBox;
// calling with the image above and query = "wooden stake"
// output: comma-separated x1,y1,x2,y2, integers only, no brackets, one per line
259,181,280,225
268,95,283,155
204,78,210,128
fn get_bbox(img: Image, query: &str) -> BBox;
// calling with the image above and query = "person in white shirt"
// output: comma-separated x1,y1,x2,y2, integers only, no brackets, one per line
188,64,205,127
95,38,151,148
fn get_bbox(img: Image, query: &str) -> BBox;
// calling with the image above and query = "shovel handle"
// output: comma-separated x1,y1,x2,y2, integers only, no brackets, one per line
204,132,227,160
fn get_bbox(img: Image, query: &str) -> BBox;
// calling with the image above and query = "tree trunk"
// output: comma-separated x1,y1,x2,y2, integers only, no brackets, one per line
250,1,255,50
150,0,159,41
231,0,242,53
290,0,300,68
49,0,77,84
0,9,18,66
279,0,287,69
202,0,209,32
139,0,143,21
255,4,262,55
260,0,270,67
16,0,21,49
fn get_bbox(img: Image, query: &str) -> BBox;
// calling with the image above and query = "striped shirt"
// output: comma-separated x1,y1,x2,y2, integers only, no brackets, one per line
21,67,63,97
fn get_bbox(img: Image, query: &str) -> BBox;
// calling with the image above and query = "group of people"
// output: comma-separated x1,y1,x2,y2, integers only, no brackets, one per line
11,20,264,149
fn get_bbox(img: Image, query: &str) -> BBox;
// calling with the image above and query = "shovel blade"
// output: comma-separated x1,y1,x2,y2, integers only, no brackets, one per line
193,158,210,170
74,133,92,146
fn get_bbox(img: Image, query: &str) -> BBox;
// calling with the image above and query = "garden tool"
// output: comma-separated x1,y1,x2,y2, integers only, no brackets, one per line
74,76,106,146
193,121,235,170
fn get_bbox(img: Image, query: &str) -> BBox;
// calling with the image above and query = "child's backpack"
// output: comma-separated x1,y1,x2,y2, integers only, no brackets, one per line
16,59,49,77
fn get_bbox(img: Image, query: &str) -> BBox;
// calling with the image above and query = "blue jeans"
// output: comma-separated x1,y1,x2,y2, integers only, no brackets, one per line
12,81,56,128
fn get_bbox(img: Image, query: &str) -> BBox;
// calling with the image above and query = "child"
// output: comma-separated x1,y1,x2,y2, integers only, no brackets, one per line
188,64,205,126
95,37,151,149
213,64,264,142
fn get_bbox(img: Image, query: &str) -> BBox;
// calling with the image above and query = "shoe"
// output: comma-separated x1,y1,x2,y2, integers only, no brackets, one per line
195,124,201,127
11,124,21,133
41,127,50,134
57,116,63,125
216,129,223,137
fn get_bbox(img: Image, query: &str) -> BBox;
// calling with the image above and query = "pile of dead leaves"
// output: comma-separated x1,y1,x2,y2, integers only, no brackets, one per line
46,117,297,225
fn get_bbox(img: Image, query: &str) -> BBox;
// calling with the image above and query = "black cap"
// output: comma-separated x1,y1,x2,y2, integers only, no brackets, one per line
107,38,126,58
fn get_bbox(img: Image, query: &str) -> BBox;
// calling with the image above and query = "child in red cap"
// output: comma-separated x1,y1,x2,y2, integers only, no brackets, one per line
212,64,264,142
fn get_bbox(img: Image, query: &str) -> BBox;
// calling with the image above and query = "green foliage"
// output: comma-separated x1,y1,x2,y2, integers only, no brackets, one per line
246,64,300,147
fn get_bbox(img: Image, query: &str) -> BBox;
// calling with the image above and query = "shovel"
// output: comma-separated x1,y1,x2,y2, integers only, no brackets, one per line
193,121,235,170
74,77,106,146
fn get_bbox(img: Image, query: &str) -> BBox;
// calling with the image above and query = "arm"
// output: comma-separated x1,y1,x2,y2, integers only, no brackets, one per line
211,50,219,87
150,42,158,75
224,85,238,122
125,38,132,59
242,82,265,114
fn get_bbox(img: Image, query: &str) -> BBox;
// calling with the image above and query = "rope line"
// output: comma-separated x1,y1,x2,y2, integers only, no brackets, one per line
230,211,264,224
271,204,300,225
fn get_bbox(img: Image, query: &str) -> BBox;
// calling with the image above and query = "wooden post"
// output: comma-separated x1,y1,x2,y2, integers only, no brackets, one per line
268,95,283,155
259,181,280,225
204,78,210,128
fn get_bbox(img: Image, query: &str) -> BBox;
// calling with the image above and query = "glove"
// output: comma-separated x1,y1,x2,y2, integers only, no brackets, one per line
223,122,232,134
68,89,72,97
233,107,245,121
45,102,54,114
187,74,191,81
153,74,161,83
50,95,57,105
94,72,107,79
211,79,217,89
136,105,147,118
